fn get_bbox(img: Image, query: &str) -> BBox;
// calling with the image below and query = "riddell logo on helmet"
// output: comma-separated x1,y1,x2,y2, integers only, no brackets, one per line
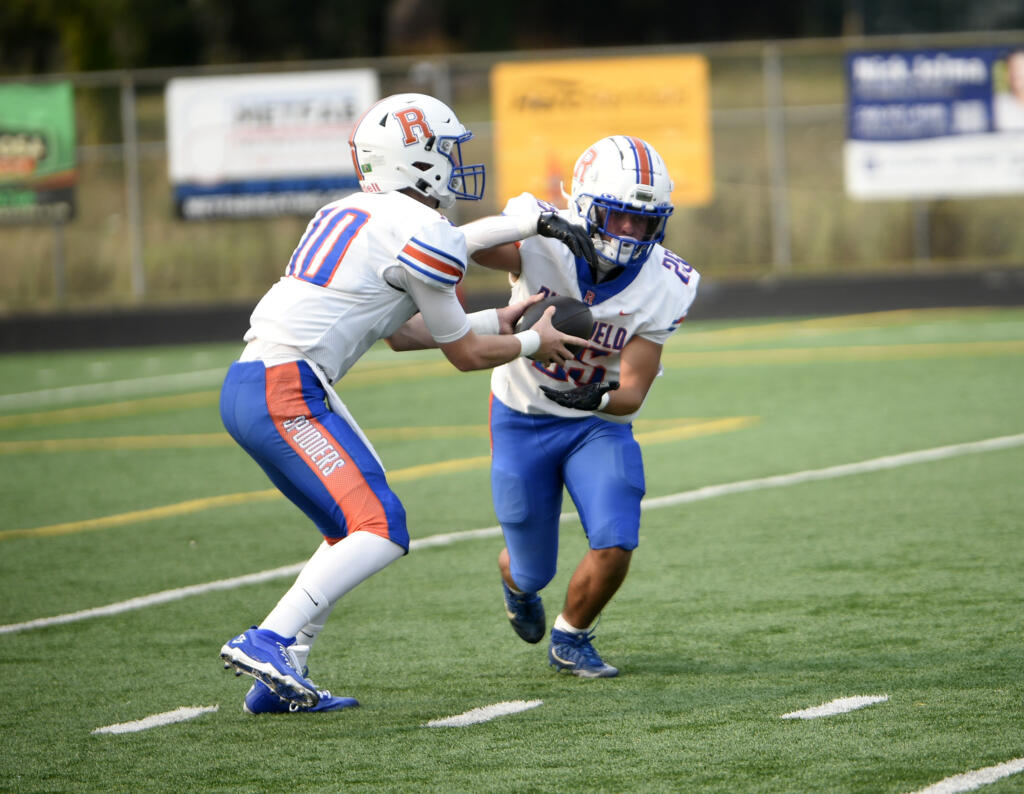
393,108,434,146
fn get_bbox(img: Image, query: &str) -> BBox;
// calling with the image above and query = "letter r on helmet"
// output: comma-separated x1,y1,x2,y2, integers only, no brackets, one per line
394,108,434,146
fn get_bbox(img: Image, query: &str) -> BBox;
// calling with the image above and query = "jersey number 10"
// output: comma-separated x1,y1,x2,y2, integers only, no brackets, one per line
287,208,371,287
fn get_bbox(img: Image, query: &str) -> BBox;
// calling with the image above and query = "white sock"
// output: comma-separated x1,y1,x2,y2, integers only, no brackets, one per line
554,613,587,634
287,644,310,672
261,533,404,639
292,601,336,670
260,582,329,640
296,604,334,649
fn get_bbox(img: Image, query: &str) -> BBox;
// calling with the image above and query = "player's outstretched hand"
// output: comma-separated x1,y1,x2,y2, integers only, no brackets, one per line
540,381,619,411
531,305,589,367
537,214,598,267
496,293,545,334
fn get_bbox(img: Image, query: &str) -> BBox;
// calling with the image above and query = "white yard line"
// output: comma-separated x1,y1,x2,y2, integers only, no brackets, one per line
426,700,543,727
1,432,1022,636
641,433,1024,511
92,705,219,735
909,758,1024,793
780,694,889,719
0,368,227,410
0,563,305,635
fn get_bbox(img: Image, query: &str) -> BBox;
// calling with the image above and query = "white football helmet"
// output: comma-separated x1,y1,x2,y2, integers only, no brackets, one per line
569,135,674,268
348,93,484,209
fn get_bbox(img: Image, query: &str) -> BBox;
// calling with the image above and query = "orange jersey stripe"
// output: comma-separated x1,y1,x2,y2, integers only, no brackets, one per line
264,363,391,540
400,243,464,279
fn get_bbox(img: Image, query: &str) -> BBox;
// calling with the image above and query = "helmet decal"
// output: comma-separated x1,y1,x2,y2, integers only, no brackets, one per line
573,146,598,184
625,136,653,186
393,108,434,146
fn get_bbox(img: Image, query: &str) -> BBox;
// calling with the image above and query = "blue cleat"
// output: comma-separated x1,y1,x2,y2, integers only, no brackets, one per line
548,627,619,678
244,680,359,714
502,580,546,644
220,626,320,708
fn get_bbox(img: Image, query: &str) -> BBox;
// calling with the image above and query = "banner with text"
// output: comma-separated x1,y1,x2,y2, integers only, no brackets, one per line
0,82,77,224
490,55,712,209
845,46,1024,199
166,69,378,219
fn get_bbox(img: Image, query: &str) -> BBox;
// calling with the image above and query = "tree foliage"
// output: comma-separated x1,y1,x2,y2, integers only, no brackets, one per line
1,0,1021,76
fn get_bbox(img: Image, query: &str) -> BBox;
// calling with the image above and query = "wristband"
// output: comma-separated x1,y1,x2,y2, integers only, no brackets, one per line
597,391,612,411
460,211,540,255
466,308,500,336
514,329,541,358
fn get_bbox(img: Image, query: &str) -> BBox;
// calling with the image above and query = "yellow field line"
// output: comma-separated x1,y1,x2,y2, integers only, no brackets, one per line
0,434,234,454
0,490,283,542
364,425,490,441
662,340,1024,367
0,416,752,455
0,417,751,541
0,425,490,455
675,306,1014,346
0,391,220,430
387,455,491,483
634,415,757,444
4,332,1020,429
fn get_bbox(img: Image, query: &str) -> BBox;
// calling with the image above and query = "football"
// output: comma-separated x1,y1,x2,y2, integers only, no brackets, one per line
515,294,593,357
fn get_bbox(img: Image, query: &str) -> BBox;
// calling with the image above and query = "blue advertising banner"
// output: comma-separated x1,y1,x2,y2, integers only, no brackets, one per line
845,46,1024,199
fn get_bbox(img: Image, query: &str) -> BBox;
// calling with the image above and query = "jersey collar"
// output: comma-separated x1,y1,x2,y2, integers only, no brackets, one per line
573,254,644,305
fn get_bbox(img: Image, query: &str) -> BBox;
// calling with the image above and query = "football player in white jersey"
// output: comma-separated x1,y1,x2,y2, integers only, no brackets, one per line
471,135,700,677
218,93,594,713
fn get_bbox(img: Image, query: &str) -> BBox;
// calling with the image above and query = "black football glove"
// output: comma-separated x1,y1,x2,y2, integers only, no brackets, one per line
537,213,598,267
539,381,619,411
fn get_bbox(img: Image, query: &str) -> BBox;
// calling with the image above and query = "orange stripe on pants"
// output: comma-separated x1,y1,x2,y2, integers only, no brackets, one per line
264,362,391,543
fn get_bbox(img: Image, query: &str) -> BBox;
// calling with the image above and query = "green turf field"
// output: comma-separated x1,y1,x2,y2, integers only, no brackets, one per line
1,307,1022,793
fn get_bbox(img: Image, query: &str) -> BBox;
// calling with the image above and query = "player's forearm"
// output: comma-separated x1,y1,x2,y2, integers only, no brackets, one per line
599,384,648,415
441,331,529,371
386,314,435,351
470,242,521,273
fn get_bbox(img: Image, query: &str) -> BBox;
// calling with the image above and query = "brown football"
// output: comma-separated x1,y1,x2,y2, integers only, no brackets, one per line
515,294,593,357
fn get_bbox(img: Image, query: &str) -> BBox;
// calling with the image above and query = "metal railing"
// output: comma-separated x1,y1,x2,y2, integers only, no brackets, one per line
2,29,1023,310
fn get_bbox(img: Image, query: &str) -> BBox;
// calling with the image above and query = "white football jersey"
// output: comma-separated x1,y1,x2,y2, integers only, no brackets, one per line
246,191,467,383
490,193,700,424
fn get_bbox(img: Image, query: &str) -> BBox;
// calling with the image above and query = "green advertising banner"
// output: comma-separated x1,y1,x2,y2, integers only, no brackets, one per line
0,81,77,224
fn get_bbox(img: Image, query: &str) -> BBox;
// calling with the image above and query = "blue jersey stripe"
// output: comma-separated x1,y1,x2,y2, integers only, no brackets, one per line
291,208,352,276
408,236,466,272
286,208,329,275
397,254,460,285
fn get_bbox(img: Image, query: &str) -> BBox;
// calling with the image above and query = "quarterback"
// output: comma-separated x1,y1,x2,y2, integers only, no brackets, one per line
473,135,700,677
218,93,592,713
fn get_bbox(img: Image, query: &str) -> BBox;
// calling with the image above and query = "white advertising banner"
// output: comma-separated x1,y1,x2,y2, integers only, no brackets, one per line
844,47,1024,200
166,69,378,219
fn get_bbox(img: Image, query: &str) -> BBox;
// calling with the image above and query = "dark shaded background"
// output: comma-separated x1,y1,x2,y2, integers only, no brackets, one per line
2,0,1023,75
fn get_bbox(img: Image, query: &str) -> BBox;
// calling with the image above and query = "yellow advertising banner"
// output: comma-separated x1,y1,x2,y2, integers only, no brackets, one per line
490,54,712,209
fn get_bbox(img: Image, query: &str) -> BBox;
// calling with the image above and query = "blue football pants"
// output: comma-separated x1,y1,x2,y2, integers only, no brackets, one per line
489,395,645,594
219,359,408,549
